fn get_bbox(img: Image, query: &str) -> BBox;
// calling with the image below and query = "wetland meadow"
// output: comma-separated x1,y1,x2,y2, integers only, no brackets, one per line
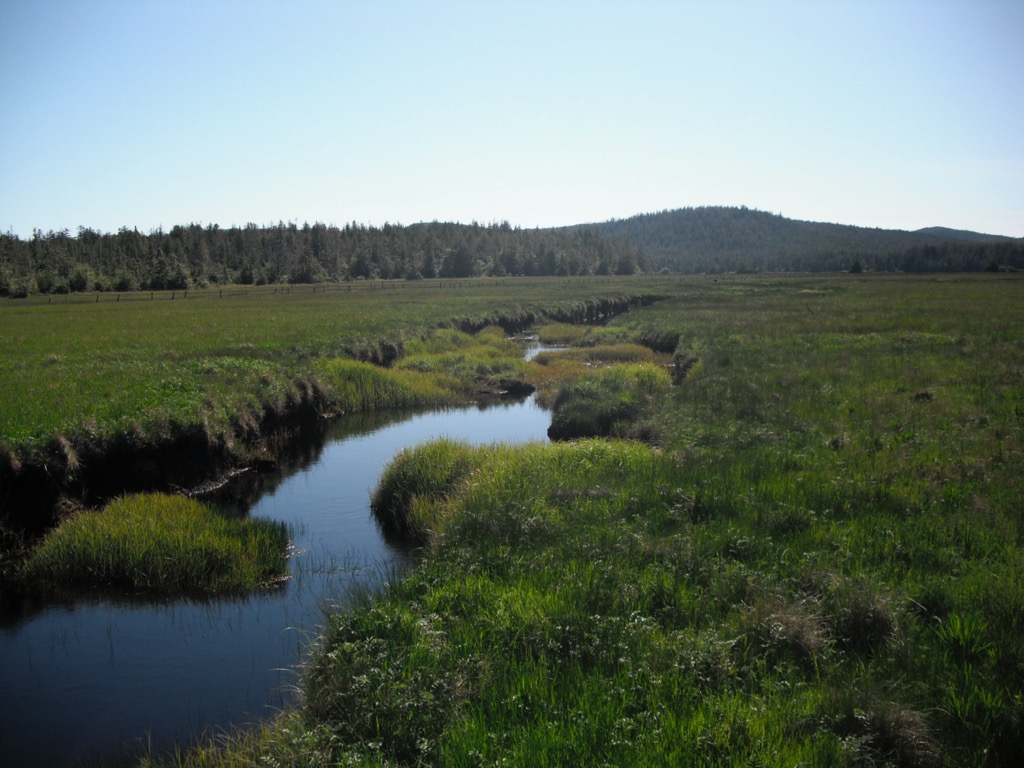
1,274,1022,767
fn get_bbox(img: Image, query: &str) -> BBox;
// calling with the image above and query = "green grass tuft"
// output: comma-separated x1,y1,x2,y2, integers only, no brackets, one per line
547,363,670,440
22,493,289,593
370,438,486,545
313,357,452,412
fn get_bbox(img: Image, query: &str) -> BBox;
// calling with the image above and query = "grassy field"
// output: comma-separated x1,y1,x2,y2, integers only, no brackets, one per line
0,278,664,450
141,273,1024,767
4,273,1023,765
0,277,667,537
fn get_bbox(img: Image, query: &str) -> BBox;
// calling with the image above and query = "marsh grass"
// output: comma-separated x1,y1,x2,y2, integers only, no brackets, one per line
2,287,616,533
523,354,589,407
536,322,588,345
547,362,670,440
532,341,657,366
293,440,867,766
0,278,668,456
395,326,531,394
528,321,668,408
22,493,288,593
370,438,486,545
81,275,1024,766
536,320,635,346
312,358,452,413
278,276,1024,767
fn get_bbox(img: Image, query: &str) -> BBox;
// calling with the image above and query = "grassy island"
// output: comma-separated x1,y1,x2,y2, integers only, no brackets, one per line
22,493,289,593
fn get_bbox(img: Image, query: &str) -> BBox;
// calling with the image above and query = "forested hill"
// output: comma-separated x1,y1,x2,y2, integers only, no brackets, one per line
577,207,1024,274
0,221,648,297
4,208,1022,296
914,226,1021,243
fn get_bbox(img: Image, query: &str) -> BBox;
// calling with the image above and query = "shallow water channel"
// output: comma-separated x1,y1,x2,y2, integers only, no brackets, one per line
1,392,551,766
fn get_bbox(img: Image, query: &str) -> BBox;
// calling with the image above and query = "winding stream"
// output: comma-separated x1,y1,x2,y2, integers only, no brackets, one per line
1,390,550,766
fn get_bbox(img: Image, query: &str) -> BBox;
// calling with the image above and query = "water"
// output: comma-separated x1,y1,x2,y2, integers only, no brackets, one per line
0,395,551,767
521,335,562,361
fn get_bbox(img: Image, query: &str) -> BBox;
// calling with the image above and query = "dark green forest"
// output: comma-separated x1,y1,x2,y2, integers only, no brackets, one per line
3,207,1022,296
582,206,1024,274
0,221,648,296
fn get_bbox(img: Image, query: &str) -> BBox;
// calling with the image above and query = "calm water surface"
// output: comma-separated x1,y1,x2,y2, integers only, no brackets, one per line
1,395,550,767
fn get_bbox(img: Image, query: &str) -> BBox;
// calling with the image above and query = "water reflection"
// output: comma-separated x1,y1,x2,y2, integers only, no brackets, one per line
1,395,550,767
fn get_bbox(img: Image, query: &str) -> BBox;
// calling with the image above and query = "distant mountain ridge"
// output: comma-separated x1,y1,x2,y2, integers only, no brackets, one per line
914,226,1020,243
567,207,1023,273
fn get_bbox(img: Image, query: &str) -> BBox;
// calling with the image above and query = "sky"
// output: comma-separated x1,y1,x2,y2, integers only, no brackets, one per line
1,0,1021,238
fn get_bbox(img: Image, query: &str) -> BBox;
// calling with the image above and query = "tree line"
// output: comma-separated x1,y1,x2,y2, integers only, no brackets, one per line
5,208,1021,296
0,221,650,297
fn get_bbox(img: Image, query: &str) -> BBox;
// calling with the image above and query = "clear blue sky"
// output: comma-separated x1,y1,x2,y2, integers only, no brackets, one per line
2,0,1021,238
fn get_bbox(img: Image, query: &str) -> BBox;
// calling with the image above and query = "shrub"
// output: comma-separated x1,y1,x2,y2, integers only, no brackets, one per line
68,263,93,292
